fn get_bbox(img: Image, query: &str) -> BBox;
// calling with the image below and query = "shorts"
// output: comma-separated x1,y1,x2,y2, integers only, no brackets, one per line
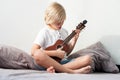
60,58,74,64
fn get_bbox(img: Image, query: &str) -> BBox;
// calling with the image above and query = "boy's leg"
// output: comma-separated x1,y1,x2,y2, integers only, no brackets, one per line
32,50,91,73
63,55,92,69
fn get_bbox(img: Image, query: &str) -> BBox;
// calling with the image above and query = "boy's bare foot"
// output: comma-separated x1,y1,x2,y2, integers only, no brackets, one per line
47,66,55,73
47,66,91,74
74,66,91,74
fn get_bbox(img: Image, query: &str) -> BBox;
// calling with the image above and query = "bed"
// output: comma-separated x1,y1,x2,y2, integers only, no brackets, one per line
0,41,120,80
0,68,120,80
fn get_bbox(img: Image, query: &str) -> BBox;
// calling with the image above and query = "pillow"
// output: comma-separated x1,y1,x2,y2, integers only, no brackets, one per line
68,41,119,73
0,44,36,69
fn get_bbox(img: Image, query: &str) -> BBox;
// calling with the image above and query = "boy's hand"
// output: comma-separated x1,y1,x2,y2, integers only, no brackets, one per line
56,47,66,59
74,29,81,40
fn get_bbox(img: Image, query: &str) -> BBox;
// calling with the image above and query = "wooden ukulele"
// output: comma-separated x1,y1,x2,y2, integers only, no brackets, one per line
45,20,87,62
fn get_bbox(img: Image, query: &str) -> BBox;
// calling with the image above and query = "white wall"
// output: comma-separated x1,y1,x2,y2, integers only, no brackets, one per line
0,0,120,64
0,0,49,53
82,0,120,64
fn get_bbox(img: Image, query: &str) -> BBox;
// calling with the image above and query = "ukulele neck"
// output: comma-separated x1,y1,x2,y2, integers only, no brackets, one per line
62,31,76,45
61,20,87,46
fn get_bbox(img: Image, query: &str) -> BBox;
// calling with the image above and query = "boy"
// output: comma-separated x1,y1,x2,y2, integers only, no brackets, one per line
31,2,92,73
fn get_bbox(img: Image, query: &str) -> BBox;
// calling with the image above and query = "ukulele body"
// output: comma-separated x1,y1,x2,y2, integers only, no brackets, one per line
45,39,69,62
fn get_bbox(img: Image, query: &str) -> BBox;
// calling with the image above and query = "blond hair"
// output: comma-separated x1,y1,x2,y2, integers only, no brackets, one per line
44,2,66,24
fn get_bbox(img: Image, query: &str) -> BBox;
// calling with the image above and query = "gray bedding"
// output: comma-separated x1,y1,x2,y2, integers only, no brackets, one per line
0,41,120,80
68,41,119,73
0,68,120,80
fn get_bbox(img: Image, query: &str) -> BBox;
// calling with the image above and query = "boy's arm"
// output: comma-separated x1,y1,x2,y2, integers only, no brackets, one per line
67,29,80,55
31,44,65,59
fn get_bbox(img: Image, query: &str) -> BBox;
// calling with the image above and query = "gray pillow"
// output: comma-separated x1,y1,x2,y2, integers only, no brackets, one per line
0,44,36,70
68,41,119,73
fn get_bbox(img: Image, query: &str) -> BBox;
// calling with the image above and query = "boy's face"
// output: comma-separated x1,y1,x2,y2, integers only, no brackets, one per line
49,21,64,30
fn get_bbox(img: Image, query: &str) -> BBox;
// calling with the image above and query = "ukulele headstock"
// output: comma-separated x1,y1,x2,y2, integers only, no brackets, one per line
76,20,87,30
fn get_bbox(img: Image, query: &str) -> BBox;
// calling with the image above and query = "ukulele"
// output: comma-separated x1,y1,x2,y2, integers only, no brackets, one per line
45,20,87,62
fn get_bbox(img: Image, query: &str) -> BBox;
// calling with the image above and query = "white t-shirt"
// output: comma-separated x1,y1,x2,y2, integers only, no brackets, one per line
34,26,68,49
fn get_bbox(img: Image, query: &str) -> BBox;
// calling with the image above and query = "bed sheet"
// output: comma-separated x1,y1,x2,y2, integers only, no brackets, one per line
0,68,120,80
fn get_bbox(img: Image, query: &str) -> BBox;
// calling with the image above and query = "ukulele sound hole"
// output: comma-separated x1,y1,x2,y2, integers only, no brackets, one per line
57,45,62,49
